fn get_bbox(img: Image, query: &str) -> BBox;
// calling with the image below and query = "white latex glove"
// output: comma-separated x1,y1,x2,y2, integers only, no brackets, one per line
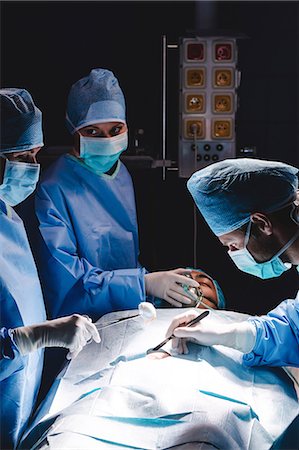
144,268,200,307
12,314,101,360
166,310,256,354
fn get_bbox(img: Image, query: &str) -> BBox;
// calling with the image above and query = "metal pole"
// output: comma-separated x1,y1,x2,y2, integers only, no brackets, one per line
162,35,167,181
193,204,198,268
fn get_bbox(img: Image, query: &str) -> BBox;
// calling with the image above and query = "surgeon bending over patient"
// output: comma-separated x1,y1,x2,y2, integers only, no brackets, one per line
167,158,299,367
32,68,198,321
0,88,100,450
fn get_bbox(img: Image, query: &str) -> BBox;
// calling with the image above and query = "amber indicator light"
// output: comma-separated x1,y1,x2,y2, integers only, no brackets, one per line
186,94,205,113
213,94,232,113
214,69,233,87
212,120,232,139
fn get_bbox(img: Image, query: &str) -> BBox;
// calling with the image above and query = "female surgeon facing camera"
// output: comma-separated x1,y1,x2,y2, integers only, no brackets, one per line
34,68,199,321
0,88,100,450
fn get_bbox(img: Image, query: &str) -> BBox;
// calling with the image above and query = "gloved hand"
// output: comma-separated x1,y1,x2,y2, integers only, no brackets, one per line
166,310,256,354
144,268,200,307
12,314,101,360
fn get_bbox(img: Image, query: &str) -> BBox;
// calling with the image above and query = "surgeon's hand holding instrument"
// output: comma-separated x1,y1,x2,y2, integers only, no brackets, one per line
144,268,200,307
12,314,101,359
166,309,257,355
147,310,209,354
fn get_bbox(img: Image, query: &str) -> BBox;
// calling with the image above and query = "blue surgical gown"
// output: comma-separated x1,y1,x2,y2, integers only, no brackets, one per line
244,293,299,367
34,155,146,321
0,200,46,449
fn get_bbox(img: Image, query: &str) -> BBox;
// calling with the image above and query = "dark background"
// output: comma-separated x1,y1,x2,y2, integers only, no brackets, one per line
2,1,299,315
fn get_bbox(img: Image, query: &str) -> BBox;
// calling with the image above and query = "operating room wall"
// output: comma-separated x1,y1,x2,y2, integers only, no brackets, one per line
2,1,299,315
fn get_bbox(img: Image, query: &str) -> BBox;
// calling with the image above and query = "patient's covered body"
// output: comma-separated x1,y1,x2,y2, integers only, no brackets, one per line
20,309,299,449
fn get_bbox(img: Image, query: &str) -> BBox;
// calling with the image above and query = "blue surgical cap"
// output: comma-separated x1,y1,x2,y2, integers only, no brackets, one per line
0,88,43,154
187,158,299,236
66,68,126,134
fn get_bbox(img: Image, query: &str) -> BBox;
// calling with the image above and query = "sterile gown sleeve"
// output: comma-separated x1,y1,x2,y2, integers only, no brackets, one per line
0,203,46,450
243,296,299,367
0,328,25,449
34,156,146,321
0,327,29,407
0,328,22,372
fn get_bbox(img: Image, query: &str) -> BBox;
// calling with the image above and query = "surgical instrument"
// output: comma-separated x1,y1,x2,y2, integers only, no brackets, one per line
96,302,156,331
96,314,140,331
147,310,209,353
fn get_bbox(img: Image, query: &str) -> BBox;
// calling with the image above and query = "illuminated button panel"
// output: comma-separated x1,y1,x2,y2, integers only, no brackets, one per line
185,94,205,113
179,37,238,177
185,68,206,88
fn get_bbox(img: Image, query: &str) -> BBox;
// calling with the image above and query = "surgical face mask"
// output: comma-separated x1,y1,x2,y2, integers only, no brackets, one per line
0,159,40,206
79,132,128,175
228,221,299,279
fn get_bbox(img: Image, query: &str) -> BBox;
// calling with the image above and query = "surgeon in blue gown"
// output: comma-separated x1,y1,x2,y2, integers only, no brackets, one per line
0,88,100,449
167,158,299,367
166,159,299,448
34,68,199,321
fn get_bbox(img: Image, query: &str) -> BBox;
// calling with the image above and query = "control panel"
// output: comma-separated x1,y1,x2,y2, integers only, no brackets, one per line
178,37,240,178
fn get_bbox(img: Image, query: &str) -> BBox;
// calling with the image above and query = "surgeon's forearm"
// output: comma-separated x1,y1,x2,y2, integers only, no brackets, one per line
243,299,299,367
56,267,147,322
12,325,43,355
215,321,257,353
105,268,147,308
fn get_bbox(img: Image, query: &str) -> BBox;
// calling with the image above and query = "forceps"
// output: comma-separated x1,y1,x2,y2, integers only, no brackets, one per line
96,314,140,331
147,310,210,354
